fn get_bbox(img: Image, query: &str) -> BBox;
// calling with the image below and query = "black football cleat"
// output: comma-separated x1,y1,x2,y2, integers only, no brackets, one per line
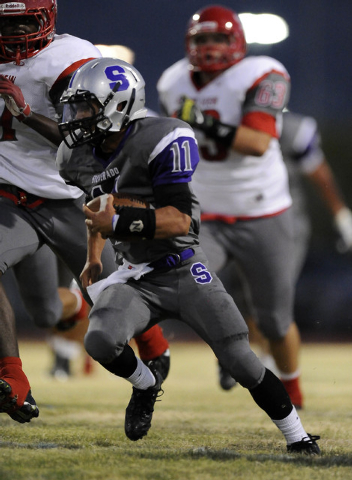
50,352,71,380
287,434,321,455
9,390,39,423
0,379,17,412
125,365,163,441
144,350,170,382
0,380,39,423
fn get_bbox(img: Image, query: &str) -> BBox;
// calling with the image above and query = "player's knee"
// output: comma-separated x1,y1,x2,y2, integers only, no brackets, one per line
31,306,60,329
258,315,291,340
84,329,124,363
217,339,264,389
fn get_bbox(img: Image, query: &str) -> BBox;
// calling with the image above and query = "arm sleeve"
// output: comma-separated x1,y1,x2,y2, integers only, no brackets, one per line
154,183,193,216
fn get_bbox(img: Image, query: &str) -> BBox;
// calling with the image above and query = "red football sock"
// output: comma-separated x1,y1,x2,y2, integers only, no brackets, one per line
70,288,89,323
281,376,303,409
0,357,30,408
83,355,94,375
135,325,169,361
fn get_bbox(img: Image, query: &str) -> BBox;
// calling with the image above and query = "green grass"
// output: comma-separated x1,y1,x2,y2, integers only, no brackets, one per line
0,341,351,480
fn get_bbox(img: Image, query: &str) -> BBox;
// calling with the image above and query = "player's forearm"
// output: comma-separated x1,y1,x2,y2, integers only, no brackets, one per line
22,112,62,146
87,229,106,263
232,125,272,156
307,161,346,216
154,207,191,239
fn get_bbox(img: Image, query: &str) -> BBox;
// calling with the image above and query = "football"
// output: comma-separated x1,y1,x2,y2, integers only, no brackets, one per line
86,193,150,242
86,193,149,212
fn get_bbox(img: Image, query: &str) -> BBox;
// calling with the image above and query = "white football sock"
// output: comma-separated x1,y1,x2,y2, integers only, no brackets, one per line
279,368,300,381
126,357,156,390
272,406,309,444
48,336,81,360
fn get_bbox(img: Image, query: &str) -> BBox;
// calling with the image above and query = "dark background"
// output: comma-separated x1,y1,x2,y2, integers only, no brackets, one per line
8,1,352,341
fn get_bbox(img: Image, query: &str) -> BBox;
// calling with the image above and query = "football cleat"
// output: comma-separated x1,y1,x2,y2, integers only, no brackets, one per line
144,350,170,382
9,390,39,423
0,379,17,411
125,364,163,441
287,434,321,455
218,362,237,391
50,352,71,380
0,380,39,423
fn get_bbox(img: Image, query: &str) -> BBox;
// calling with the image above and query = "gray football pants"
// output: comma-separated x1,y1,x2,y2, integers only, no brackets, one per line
0,194,117,326
199,209,296,340
85,248,265,389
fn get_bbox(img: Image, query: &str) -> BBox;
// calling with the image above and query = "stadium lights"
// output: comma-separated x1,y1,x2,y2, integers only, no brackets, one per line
95,44,135,63
239,13,289,45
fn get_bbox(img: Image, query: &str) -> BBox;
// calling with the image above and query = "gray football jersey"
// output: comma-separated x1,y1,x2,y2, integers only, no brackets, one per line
57,116,201,264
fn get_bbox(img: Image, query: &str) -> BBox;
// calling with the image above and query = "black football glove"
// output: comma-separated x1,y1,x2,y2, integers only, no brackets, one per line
176,96,237,148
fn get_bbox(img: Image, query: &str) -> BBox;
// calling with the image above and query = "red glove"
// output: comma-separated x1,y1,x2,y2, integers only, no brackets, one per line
0,75,31,121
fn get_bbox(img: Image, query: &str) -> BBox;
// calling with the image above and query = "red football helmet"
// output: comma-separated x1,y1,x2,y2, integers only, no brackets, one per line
186,5,247,72
0,0,57,64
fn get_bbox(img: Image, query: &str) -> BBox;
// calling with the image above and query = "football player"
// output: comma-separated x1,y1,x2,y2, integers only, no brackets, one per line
56,56,320,454
157,5,303,408
212,110,352,388
0,0,170,423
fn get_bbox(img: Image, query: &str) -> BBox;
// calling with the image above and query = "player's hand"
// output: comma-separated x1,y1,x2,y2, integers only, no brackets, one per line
334,207,352,252
176,95,206,128
80,260,103,288
83,194,115,237
0,75,31,120
176,95,236,147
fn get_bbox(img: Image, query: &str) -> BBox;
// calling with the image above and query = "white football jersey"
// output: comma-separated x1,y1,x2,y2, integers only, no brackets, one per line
157,56,292,217
0,34,101,199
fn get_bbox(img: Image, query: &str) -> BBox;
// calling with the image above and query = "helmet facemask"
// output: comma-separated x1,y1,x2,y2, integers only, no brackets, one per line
0,1,57,64
59,90,114,149
188,33,239,72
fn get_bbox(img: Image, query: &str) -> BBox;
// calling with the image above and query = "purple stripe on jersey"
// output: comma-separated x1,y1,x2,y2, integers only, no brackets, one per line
149,136,200,187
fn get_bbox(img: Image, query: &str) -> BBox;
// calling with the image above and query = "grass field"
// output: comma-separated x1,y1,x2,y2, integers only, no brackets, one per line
0,341,351,480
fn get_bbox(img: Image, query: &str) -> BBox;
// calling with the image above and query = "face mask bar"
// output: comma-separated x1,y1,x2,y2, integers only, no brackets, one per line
0,10,55,63
59,90,111,149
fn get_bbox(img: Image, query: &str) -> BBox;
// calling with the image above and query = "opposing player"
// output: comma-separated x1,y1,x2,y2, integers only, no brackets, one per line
157,5,304,408
0,0,169,422
211,110,352,389
56,56,320,454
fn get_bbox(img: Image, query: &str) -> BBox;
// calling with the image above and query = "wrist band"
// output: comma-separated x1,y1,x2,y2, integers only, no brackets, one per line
114,206,156,239
18,103,32,122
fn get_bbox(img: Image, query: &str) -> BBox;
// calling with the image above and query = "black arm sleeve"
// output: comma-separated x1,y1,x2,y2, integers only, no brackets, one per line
154,183,193,216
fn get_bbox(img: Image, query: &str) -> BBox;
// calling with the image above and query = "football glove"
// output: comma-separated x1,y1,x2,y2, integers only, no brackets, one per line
176,95,236,147
0,75,32,121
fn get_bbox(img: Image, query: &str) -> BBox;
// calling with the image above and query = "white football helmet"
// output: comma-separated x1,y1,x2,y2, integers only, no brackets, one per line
59,57,147,148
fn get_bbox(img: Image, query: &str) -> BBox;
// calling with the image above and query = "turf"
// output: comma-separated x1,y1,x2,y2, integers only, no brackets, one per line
0,341,351,480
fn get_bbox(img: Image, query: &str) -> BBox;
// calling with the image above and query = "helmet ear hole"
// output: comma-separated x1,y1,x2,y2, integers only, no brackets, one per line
117,101,127,112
